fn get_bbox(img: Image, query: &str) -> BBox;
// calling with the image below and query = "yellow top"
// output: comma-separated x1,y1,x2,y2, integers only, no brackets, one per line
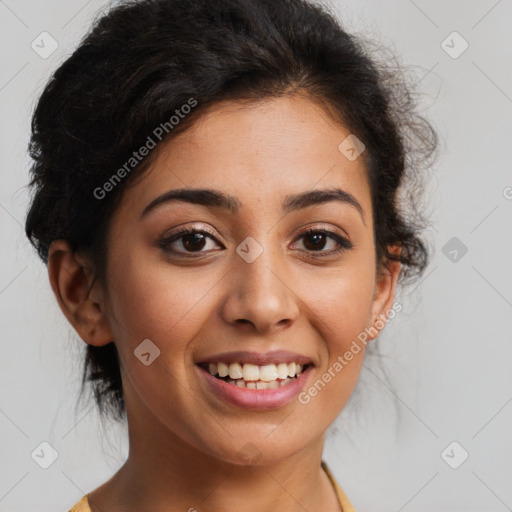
68,461,355,512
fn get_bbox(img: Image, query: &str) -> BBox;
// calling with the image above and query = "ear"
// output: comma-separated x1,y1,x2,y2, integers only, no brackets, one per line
47,240,114,346
367,246,402,341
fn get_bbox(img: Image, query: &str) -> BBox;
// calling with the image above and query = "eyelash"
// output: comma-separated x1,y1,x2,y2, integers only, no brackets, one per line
158,226,354,258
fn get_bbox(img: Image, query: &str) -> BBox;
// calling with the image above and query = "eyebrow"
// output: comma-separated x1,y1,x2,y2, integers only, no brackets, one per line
140,187,365,223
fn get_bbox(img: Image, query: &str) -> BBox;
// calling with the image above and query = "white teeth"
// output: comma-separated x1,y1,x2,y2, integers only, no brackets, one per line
217,362,229,377
259,364,278,382
204,361,308,389
228,362,243,380
242,364,260,382
276,363,289,379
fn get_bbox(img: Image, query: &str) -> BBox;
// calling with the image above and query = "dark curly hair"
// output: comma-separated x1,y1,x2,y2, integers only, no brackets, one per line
25,0,438,423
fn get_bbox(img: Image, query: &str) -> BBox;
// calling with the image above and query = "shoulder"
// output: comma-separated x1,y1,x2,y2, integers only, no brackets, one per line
67,493,91,512
321,461,357,512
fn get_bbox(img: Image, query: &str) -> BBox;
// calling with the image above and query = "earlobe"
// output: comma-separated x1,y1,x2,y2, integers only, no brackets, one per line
47,240,114,346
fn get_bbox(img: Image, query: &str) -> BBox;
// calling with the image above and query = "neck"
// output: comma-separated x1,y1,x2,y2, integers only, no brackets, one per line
88,402,341,512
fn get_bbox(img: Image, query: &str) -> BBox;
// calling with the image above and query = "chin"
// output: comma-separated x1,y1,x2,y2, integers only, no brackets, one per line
190,425,318,468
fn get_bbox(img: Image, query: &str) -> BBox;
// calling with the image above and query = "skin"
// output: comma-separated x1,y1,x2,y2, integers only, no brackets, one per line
48,94,401,512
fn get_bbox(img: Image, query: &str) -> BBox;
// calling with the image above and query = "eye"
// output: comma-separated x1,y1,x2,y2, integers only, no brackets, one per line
158,226,354,258
158,227,223,256
292,228,354,256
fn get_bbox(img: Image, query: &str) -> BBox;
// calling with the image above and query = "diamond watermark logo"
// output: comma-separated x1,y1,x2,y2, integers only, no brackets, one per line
441,441,469,469
31,32,59,59
441,31,469,59
338,134,365,161
236,237,263,263
134,339,161,366
237,442,262,464
31,441,59,469
442,236,468,263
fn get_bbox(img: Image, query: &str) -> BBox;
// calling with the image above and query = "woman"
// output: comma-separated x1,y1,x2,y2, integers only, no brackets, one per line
24,0,437,510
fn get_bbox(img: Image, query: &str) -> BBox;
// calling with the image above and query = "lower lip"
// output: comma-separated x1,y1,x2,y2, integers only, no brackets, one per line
196,365,312,410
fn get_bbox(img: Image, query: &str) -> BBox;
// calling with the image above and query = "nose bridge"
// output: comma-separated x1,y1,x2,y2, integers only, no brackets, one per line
237,237,283,297
221,235,299,332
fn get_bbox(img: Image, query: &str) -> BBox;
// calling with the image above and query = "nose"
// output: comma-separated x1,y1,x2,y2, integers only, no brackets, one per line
220,244,300,335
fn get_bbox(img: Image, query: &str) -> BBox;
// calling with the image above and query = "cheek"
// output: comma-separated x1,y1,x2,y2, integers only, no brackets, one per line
294,256,375,412
302,254,376,349
315,273,375,347
106,257,218,354
104,258,220,434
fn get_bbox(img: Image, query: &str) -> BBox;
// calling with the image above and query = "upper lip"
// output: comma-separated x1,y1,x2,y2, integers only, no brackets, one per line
196,350,314,366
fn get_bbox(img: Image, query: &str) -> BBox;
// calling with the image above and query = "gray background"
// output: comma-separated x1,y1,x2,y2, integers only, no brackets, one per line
1,1,511,511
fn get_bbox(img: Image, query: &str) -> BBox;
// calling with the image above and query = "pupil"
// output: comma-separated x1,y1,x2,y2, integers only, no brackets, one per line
304,232,325,251
183,233,206,251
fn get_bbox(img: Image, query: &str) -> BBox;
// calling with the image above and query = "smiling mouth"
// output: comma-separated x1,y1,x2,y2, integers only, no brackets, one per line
197,361,311,390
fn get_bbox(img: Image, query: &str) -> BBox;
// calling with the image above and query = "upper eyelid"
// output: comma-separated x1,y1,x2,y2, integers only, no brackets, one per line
294,224,351,241
163,224,349,241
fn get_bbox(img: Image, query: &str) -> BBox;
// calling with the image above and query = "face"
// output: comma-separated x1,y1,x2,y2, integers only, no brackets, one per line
97,94,398,465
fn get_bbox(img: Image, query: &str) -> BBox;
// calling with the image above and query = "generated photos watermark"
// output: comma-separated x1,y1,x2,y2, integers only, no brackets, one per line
93,97,198,200
298,300,402,404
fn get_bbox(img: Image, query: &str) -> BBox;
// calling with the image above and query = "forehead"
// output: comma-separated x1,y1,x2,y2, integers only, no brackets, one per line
120,95,372,220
